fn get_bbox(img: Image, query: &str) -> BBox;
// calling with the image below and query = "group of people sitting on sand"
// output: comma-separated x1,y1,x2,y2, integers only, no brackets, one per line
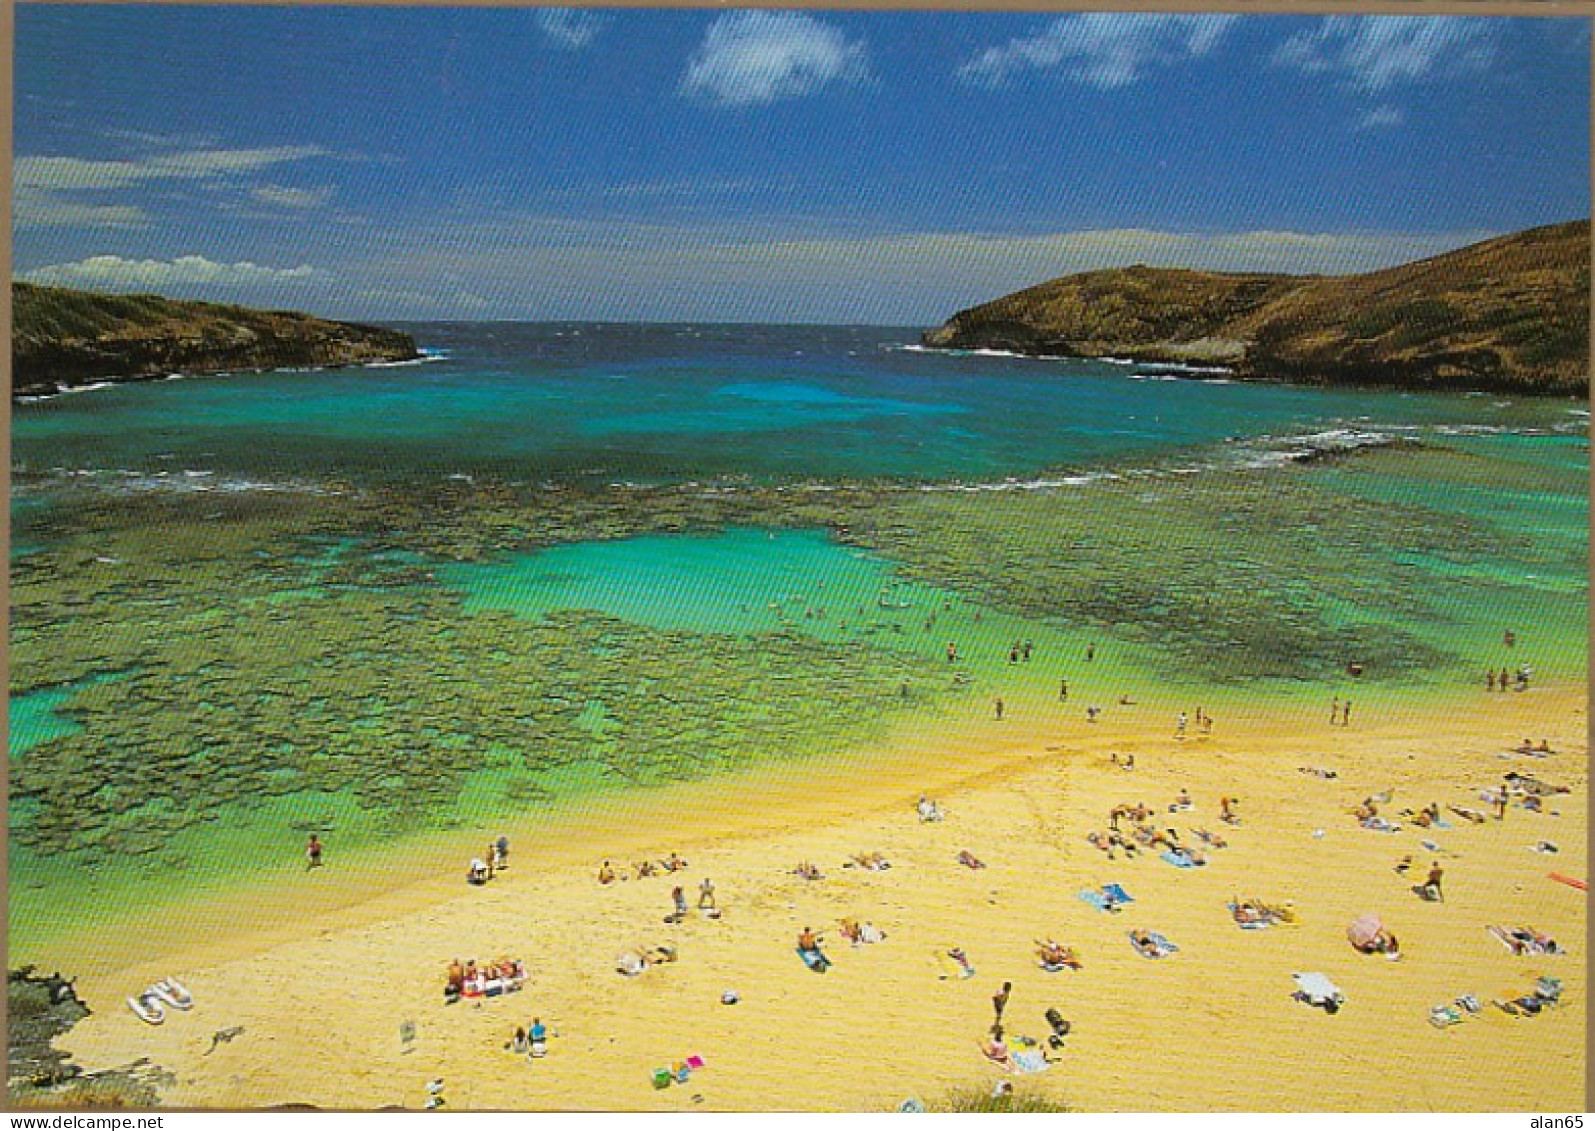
445,958,526,1003
792,861,824,881
837,918,887,946
505,1018,549,1058
596,853,689,885
1514,738,1555,755
616,945,678,977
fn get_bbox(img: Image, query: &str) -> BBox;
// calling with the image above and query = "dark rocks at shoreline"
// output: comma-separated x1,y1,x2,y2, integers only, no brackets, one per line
12,283,420,399
8,966,170,1106
923,219,1589,395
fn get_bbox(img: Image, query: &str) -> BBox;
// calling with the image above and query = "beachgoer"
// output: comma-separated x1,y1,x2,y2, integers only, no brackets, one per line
1330,698,1340,726
947,642,957,663
798,926,820,951
529,1017,547,1045
994,697,1004,720
992,981,1011,1031
1009,645,1019,665
1087,706,1100,723
1060,679,1068,702
698,877,716,909
1505,630,1516,648
1424,862,1444,901
1176,712,1187,737
510,1027,528,1054
1175,788,1192,810
1341,700,1352,726
495,835,510,868
306,834,323,869
1220,796,1236,824
1086,643,1095,662
1023,640,1033,662
1495,788,1509,820
672,885,687,920
598,860,615,885
1487,671,1497,691
860,922,885,945
1500,667,1510,691
1123,752,1134,770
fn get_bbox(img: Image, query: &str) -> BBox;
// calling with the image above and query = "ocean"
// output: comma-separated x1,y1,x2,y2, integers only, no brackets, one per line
9,322,1588,955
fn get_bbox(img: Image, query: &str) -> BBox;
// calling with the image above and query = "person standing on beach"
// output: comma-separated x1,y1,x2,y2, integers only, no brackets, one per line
306,834,323,870
947,642,958,663
1176,712,1187,738
1487,671,1496,692
672,885,687,921
698,877,716,910
1505,630,1516,648
994,697,1004,721
1086,643,1095,662
1330,698,1341,726
1495,787,1509,821
992,981,1011,1034
1059,678,1068,702
1342,700,1352,726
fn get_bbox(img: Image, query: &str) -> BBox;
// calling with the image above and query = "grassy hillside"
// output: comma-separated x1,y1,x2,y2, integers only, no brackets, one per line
12,283,418,397
923,220,1589,394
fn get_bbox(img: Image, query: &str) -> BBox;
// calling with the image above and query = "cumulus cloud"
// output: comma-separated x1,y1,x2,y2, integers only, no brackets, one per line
1273,16,1498,93
536,9,607,49
23,255,322,288
682,12,869,106
959,13,1237,89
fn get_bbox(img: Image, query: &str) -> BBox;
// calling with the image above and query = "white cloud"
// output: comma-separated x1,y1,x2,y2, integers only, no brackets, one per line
250,185,336,210
1357,106,1406,131
22,255,323,289
536,9,607,49
14,145,333,228
959,13,1237,90
1273,16,1498,93
682,12,869,106
14,145,329,192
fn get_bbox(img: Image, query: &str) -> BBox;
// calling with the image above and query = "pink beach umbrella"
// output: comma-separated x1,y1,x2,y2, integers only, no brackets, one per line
1347,914,1383,949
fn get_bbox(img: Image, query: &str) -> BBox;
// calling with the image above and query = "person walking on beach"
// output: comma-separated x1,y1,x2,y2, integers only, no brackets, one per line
1487,670,1497,692
1495,786,1510,821
1059,678,1068,702
992,981,1011,1035
306,834,323,870
1342,700,1352,726
1086,643,1095,662
1330,698,1341,726
1022,640,1033,662
994,697,1004,720
1500,667,1511,691
1009,644,1019,665
698,877,716,910
947,642,958,663
671,885,688,921
1176,712,1187,738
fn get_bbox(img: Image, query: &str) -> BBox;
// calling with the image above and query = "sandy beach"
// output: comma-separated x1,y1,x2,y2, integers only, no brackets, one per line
44,681,1585,1113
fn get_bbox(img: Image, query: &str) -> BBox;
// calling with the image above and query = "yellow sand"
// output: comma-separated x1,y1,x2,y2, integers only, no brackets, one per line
52,686,1586,1112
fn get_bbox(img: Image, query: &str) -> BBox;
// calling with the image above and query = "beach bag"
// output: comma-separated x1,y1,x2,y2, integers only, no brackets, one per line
651,1068,672,1089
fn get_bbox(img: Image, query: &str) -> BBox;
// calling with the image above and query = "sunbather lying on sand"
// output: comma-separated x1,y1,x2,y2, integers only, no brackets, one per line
1298,766,1338,779
1489,925,1560,956
1449,805,1488,825
958,850,986,870
1035,940,1081,971
847,851,891,871
1192,828,1227,848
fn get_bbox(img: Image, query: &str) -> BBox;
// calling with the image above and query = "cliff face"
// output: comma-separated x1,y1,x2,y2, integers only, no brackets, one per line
11,283,420,398
923,220,1590,394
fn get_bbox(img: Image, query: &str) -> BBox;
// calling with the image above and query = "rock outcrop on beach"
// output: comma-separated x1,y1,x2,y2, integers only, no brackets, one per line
11,283,419,398
923,219,1590,394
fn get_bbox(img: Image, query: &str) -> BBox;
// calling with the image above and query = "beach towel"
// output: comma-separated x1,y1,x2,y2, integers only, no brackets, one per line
1011,1048,1049,1074
1360,817,1400,833
1103,883,1133,904
1161,850,1198,869
1549,872,1587,891
797,947,830,973
936,950,976,980
1128,931,1178,959
1292,972,1344,1010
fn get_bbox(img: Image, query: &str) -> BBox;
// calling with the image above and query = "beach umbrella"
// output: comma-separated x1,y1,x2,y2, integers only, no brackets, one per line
1346,914,1383,949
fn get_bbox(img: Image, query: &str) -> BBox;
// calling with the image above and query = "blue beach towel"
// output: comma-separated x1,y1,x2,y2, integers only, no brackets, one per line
1161,851,1198,869
1077,884,1134,911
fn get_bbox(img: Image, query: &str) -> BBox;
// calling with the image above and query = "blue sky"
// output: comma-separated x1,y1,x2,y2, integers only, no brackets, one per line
14,8,1590,324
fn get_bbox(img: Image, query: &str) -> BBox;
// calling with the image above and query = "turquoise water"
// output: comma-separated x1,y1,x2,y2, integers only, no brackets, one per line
12,323,1583,487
